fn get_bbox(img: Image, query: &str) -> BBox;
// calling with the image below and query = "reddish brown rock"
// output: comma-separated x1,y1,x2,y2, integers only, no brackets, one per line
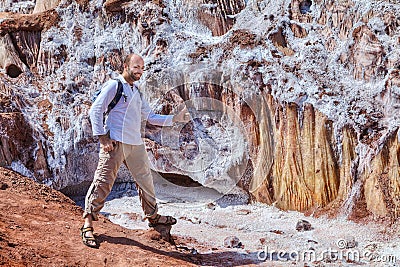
32,0,61,13
0,113,50,181
197,0,246,36
103,0,133,13
350,25,384,81
0,10,60,36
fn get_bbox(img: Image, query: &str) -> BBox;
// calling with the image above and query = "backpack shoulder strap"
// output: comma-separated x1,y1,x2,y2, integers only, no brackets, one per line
106,79,123,114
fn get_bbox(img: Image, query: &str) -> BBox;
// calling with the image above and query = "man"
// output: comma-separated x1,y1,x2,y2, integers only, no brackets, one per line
80,53,189,248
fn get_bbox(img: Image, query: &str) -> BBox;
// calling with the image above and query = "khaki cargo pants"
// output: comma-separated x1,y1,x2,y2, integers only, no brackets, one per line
83,142,158,221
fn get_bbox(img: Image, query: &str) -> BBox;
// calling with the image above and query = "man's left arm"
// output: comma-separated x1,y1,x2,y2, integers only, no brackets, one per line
141,98,190,126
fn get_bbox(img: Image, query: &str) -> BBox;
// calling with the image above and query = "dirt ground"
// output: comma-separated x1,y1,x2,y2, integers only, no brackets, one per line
0,167,258,267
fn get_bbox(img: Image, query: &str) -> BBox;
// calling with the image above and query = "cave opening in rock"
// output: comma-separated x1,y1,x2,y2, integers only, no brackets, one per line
299,0,312,14
158,172,202,187
6,64,22,78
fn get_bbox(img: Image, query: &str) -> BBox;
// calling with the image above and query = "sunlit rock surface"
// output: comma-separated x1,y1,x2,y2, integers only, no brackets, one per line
0,0,400,219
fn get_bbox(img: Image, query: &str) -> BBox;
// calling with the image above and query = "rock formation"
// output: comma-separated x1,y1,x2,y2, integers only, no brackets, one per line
0,0,400,220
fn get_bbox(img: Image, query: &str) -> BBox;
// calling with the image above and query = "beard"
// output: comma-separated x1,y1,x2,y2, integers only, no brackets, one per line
129,70,142,81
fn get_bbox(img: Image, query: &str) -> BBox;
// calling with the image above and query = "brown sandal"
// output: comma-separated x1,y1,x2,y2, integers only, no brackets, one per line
148,214,177,227
80,226,98,248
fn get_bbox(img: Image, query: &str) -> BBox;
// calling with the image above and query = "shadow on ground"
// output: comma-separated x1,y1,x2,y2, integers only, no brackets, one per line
97,234,264,266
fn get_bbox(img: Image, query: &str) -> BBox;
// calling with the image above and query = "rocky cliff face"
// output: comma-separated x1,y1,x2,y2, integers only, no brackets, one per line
0,0,399,220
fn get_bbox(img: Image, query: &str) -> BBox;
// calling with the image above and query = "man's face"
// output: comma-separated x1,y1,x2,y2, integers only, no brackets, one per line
125,57,144,81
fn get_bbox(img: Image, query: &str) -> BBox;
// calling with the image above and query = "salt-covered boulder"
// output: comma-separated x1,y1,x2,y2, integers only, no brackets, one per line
0,0,399,220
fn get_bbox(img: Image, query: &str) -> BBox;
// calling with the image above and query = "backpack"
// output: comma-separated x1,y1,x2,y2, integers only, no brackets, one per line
91,79,124,116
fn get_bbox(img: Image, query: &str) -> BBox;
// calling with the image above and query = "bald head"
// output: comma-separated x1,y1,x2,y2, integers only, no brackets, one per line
124,54,143,66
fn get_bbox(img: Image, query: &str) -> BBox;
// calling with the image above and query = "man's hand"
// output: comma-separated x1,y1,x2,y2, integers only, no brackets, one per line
173,107,191,123
99,135,116,152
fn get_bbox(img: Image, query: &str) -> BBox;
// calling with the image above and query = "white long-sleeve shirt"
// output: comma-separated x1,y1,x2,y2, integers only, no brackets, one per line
89,74,174,145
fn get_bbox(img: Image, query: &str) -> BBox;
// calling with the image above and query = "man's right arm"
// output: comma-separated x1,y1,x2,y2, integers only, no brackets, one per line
88,80,119,136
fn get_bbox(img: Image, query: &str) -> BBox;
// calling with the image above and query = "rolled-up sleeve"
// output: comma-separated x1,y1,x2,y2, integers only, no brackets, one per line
89,80,118,136
141,98,174,126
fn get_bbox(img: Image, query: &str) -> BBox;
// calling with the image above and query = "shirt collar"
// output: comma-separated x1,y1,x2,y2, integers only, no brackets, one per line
117,74,129,84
